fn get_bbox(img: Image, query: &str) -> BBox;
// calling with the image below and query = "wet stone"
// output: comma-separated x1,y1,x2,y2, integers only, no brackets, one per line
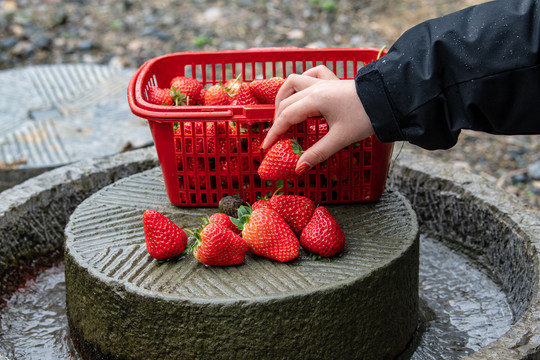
64,167,420,360
0,64,153,192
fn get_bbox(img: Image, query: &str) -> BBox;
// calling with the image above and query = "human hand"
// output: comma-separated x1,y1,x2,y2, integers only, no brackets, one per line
262,65,374,175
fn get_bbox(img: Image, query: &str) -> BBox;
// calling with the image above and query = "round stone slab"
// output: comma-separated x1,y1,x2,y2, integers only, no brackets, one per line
0,64,152,191
65,167,419,360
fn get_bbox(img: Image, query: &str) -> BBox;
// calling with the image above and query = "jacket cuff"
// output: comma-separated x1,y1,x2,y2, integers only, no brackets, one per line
355,64,404,143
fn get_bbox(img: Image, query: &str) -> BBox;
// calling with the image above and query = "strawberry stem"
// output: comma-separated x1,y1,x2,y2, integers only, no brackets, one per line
376,45,387,60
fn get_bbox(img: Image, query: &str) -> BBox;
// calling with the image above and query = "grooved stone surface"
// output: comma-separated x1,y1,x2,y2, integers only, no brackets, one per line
0,64,152,191
65,167,419,360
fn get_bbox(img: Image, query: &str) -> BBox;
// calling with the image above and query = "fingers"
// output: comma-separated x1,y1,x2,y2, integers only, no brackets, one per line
266,68,336,149
263,90,322,149
274,73,319,108
264,74,321,149
302,65,339,80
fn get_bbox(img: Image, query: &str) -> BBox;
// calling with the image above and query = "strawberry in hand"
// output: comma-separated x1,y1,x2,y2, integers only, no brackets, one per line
188,220,248,266
300,206,345,258
233,205,300,262
142,209,188,261
258,138,304,181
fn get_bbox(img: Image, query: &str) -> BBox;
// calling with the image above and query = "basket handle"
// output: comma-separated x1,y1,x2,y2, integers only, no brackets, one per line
132,107,235,122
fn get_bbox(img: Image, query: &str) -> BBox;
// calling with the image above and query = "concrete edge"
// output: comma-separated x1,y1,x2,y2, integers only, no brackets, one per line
0,147,159,275
390,148,540,360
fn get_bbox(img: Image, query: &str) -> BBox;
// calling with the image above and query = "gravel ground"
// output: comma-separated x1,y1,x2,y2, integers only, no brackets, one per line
0,0,538,209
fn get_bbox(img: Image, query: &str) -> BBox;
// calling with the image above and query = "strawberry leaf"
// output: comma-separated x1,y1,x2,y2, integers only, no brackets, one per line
291,139,304,157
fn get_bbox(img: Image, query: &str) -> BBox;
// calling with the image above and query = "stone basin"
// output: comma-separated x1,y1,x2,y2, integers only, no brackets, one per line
0,146,539,359
64,168,419,360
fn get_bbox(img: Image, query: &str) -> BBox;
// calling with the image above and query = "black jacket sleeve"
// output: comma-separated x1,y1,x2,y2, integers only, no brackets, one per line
355,0,540,150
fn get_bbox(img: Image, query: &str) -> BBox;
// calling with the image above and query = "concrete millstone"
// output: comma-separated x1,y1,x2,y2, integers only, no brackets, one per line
64,167,420,360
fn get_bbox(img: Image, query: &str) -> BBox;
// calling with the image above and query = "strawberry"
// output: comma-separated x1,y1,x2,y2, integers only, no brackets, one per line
170,76,204,105
251,198,272,211
223,76,243,97
300,206,345,257
189,221,248,266
146,86,173,106
231,82,258,105
250,77,285,104
209,212,241,234
199,88,207,104
250,185,281,211
258,138,304,180
269,194,316,236
204,84,232,105
142,209,188,261
233,205,300,262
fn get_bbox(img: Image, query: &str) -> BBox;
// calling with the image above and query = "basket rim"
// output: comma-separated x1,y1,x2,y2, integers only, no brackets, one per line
127,47,385,122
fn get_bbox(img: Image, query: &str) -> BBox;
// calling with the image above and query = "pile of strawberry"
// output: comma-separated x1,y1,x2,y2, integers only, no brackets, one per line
142,191,345,266
146,75,285,106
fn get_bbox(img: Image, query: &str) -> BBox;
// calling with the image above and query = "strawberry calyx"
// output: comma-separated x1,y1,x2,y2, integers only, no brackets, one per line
255,184,284,203
291,139,304,157
170,86,188,106
185,217,211,254
231,205,253,231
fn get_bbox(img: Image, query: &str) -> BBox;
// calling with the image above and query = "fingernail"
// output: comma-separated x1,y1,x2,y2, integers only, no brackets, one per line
295,162,311,175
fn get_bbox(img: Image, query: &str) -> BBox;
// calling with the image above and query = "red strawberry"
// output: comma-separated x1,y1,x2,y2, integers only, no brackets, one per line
258,138,304,180
269,194,316,236
300,206,345,257
224,77,243,97
234,205,300,262
232,82,258,105
209,212,241,234
170,76,204,105
204,84,232,105
189,221,248,266
199,88,207,104
250,77,285,104
251,198,272,211
250,185,281,211
146,86,173,106
142,209,188,261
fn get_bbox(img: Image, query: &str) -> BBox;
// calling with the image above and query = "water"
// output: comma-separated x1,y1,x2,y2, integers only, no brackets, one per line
0,235,513,360
0,262,80,360
410,236,513,359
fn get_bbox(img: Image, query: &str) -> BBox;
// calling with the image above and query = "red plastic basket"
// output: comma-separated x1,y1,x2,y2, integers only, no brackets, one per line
128,47,394,207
